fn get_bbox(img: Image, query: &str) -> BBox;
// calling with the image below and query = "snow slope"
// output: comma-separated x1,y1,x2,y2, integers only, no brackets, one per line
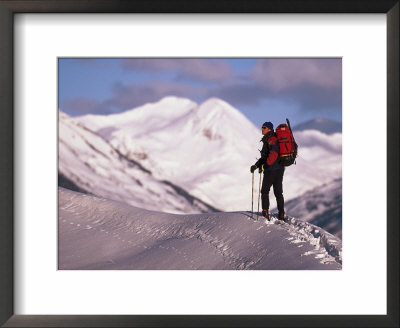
77,96,342,212
59,187,342,270
58,111,217,214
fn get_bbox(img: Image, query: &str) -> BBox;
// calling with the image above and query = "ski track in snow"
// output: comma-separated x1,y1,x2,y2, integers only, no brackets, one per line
59,188,342,270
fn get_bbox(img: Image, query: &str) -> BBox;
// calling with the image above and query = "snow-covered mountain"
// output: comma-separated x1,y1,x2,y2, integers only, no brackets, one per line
281,178,342,239
77,96,342,212
59,187,342,270
293,118,342,135
58,111,218,214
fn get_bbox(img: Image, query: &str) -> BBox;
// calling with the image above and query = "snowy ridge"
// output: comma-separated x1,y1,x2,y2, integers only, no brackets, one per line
80,96,198,136
59,188,341,270
279,216,342,264
58,110,218,214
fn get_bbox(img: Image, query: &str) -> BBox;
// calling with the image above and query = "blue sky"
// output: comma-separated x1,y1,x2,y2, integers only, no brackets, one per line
58,58,341,127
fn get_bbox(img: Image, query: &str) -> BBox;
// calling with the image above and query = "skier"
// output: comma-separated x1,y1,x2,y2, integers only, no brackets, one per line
250,121,285,220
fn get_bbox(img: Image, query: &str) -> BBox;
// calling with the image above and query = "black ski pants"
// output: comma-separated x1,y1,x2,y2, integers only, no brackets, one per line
261,168,285,214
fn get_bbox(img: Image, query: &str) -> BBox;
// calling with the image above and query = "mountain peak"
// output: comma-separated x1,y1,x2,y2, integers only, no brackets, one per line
200,97,229,107
198,97,234,111
195,97,246,122
156,95,197,107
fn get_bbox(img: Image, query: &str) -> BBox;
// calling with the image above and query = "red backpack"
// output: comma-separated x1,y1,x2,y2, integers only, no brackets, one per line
275,118,298,166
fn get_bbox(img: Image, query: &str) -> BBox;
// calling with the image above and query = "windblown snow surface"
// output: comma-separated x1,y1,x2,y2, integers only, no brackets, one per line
59,188,342,270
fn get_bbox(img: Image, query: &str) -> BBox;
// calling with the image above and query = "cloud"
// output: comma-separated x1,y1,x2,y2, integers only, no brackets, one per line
60,58,342,117
177,59,233,82
61,58,113,69
120,58,233,82
285,84,342,111
209,83,269,106
209,58,342,114
210,82,341,114
296,129,342,154
105,81,203,109
61,81,205,116
60,97,107,116
252,58,342,92
120,59,179,72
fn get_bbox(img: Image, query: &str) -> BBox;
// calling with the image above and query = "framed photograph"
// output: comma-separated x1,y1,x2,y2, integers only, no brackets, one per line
1,1,398,327
57,56,343,272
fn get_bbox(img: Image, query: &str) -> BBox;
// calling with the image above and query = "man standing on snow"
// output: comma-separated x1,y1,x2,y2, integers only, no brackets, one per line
250,121,285,220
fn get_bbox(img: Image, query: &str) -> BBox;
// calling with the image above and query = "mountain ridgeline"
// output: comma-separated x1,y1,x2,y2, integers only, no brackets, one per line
59,96,342,237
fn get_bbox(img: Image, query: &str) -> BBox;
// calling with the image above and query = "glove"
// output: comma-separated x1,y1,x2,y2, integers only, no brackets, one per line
250,164,257,173
258,164,265,173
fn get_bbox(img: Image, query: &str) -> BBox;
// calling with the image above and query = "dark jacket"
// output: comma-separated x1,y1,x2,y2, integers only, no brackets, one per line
257,131,283,171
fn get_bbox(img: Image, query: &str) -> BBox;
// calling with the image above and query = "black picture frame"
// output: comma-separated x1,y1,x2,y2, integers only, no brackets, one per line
0,1,398,327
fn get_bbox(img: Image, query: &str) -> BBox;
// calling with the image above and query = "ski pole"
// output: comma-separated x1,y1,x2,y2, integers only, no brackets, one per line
257,165,263,219
251,171,254,219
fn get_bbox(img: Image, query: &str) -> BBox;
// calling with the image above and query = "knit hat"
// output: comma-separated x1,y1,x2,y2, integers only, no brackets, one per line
262,121,274,130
